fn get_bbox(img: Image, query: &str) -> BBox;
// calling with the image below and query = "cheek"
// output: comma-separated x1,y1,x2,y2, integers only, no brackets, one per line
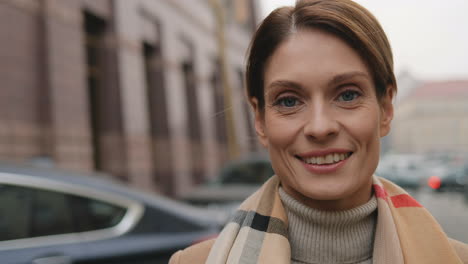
360,117,380,141
347,106,382,143
336,106,382,173
348,113,382,178
265,114,303,147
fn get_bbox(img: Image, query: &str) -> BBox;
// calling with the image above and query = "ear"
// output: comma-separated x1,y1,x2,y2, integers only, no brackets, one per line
250,97,268,148
379,86,395,137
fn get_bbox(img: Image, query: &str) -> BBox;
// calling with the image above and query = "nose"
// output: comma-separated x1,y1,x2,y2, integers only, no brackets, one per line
303,103,339,141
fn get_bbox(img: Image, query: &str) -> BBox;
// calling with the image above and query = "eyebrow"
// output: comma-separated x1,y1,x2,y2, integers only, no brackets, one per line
266,71,371,94
267,80,303,92
328,71,371,86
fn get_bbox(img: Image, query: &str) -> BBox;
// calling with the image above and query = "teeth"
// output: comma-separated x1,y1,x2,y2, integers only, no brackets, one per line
316,156,324,165
334,153,340,162
302,153,350,165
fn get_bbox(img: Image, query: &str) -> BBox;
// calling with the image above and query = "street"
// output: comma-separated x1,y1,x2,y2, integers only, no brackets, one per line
410,189,468,243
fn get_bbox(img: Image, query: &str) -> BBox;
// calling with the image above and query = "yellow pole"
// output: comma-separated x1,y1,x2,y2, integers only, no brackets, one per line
210,0,239,159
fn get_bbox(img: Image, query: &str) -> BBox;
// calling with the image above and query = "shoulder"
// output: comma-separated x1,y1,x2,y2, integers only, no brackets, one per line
450,238,468,263
169,239,216,264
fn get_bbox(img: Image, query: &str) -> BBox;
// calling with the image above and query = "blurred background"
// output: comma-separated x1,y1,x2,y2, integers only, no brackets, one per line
1,0,468,262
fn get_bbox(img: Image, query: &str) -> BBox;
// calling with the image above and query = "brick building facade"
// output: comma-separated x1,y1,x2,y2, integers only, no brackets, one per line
0,0,259,197
391,80,468,154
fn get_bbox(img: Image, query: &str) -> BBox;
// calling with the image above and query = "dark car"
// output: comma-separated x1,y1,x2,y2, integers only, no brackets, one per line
427,166,468,192
182,156,274,208
0,162,221,264
465,180,468,202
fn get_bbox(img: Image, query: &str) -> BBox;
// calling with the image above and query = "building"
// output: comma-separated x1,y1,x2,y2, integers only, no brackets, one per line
0,0,260,197
391,80,468,154
379,70,421,154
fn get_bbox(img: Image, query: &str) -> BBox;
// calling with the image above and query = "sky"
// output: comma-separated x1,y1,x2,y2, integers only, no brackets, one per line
258,0,468,82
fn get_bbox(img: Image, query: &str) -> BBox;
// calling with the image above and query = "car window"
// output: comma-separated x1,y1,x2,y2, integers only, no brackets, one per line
69,195,126,232
221,161,274,184
0,184,127,241
0,184,33,240
32,187,74,237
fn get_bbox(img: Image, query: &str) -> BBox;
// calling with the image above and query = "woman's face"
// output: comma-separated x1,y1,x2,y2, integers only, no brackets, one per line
252,29,393,210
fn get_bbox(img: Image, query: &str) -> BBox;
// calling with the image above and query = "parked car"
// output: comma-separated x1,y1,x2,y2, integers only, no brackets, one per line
427,165,468,192
465,180,468,202
376,154,424,190
378,171,421,189
182,155,274,208
0,162,221,264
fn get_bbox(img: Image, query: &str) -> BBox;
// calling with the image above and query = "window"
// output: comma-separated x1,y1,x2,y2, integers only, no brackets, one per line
0,184,126,241
69,195,126,232
84,11,107,171
31,188,74,237
220,161,274,184
0,185,33,240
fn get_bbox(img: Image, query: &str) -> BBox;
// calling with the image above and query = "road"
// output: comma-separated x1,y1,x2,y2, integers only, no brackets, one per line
409,188,468,243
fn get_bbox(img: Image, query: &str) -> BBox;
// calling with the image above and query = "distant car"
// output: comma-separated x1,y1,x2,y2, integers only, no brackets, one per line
464,181,468,202
376,165,421,190
427,166,468,192
182,156,274,208
0,162,221,264
376,154,427,190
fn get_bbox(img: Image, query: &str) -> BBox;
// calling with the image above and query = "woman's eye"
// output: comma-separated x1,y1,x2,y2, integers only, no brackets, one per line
276,97,299,107
337,90,360,102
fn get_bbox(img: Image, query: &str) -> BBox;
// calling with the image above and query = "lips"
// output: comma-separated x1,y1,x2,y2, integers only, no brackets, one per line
299,152,352,165
295,149,353,174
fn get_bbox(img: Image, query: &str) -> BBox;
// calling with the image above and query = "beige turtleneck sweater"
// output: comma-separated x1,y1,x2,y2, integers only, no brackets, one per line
279,187,377,264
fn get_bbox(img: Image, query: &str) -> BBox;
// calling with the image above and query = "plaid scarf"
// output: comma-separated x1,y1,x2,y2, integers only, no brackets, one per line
205,175,463,264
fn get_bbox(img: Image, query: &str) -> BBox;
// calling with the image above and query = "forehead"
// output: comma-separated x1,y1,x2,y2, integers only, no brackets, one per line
263,28,371,89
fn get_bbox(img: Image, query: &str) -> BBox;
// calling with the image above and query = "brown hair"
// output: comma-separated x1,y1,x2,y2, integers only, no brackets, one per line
246,0,397,109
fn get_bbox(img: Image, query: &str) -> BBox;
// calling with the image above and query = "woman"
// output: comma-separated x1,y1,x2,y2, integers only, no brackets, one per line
170,0,468,263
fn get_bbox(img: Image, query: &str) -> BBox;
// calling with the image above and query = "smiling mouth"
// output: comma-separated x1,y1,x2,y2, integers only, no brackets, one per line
296,152,353,165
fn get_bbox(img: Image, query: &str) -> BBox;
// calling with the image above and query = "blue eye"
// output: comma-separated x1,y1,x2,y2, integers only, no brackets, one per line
277,97,298,107
338,90,360,102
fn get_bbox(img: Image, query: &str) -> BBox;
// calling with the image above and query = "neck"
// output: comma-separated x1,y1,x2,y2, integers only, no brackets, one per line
279,187,377,264
282,180,373,211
